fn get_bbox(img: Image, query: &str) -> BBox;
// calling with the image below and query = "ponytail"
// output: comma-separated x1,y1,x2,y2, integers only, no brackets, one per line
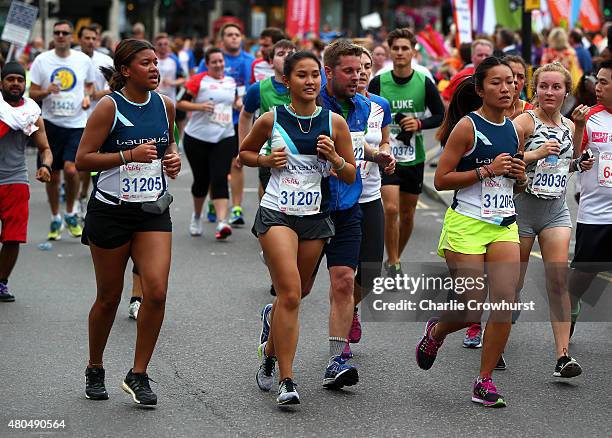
100,66,126,92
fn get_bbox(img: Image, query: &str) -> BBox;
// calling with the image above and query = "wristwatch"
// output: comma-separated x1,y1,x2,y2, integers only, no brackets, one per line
39,163,52,172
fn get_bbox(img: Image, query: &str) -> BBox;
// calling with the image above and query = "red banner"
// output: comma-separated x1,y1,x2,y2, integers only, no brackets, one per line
548,0,570,27
579,0,602,32
286,0,320,38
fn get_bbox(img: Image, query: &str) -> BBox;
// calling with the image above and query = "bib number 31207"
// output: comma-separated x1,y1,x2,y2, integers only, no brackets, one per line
278,172,322,215
481,176,515,217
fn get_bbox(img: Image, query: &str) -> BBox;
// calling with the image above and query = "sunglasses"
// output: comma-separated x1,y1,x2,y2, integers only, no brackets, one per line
54,31,71,36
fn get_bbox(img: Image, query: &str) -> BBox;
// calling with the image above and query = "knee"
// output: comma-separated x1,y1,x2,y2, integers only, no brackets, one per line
277,288,301,311
191,185,207,199
399,207,415,223
384,203,399,218
331,272,354,300
95,291,122,311
64,163,78,178
144,282,168,307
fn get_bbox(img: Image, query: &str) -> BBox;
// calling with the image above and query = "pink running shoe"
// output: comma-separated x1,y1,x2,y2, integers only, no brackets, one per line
471,377,506,407
348,310,361,343
463,323,482,348
341,342,353,359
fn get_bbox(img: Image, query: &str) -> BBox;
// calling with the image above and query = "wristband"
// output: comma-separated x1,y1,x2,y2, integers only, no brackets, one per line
334,157,346,172
119,150,127,165
515,177,528,187
484,164,495,178
256,155,261,167
39,163,52,173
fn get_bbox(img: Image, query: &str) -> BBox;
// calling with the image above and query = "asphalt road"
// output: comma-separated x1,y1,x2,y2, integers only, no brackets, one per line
1,142,611,437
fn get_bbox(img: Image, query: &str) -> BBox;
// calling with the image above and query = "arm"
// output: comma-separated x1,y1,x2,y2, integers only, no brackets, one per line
325,113,356,184
29,82,59,101
434,117,512,191
160,94,181,178
175,89,212,113
419,78,445,130
238,108,255,147
31,117,53,182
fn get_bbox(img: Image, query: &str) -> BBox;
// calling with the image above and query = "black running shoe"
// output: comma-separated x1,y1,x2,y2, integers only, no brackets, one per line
495,354,507,370
554,355,582,378
85,367,109,400
122,369,157,405
269,284,276,296
277,378,300,405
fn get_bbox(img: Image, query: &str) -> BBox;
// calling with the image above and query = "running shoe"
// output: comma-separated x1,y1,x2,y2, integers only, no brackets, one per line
495,354,507,370
47,218,63,241
259,303,273,345
348,309,362,343
277,378,300,405
229,206,245,226
553,354,582,378
269,284,276,296
85,367,109,400
341,342,353,360
323,356,359,389
472,377,506,407
128,300,141,320
64,214,83,238
463,323,482,348
415,317,444,370
122,369,157,406
206,201,216,223
256,342,276,391
0,283,15,302
384,261,403,278
215,221,232,240
189,213,203,236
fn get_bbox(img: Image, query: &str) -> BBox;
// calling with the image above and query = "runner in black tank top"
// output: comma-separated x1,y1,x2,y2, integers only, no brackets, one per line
75,39,181,406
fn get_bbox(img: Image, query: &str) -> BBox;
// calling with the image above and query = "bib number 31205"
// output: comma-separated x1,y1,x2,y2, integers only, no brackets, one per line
120,159,163,202
481,176,515,217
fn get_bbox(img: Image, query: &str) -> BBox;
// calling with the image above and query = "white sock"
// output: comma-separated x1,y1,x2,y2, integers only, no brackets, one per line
52,214,61,222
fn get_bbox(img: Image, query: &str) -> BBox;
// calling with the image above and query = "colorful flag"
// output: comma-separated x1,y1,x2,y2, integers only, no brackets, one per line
286,0,320,38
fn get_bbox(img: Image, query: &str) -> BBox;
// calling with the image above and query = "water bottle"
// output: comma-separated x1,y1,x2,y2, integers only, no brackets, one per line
37,242,53,251
546,129,559,165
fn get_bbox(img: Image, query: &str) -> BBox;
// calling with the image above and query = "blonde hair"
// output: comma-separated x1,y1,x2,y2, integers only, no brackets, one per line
532,62,572,95
548,27,569,51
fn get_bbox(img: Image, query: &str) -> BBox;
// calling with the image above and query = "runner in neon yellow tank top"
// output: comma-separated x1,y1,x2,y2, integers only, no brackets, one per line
368,28,444,276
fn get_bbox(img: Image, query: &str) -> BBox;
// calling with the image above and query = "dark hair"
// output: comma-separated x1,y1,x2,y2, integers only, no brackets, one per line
54,20,74,31
219,23,242,38
260,27,286,44
283,51,322,79
569,29,582,44
599,59,612,72
498,28,516,47
323,39,362,68
473,56,512,90
271,39,296,58
436,77,482,145
205,47,223,63
502,55,527,73
78,25,97,39
100,39,155,91
459,42,472,65
386,28,417,50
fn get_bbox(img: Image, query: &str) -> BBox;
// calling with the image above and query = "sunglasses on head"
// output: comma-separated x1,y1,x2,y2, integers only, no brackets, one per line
54,31,71,36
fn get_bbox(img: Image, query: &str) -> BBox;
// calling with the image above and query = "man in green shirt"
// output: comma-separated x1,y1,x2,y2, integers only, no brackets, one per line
368,28,444,275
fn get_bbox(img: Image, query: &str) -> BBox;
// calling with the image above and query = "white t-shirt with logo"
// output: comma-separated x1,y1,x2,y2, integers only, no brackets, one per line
578,105,612,224
184,72,236,143
86,50,113,115
30,49,96,128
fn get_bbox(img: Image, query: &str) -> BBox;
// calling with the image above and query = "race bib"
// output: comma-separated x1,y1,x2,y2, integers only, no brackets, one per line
120,159,163,202
530,158,570,197
278,172,322,216
50,93,77,116
481,176,515,218
351,132,367,178
210,103,233,126
390,126,415,163
598,152,612,187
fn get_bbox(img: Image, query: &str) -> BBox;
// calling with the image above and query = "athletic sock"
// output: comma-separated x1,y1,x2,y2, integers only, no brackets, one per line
52,214,61,222
329,336,347,358
130,296,142,304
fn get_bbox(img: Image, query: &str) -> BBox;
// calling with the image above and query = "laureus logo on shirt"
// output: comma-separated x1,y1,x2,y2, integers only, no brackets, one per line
116,135,169,147
50,67,77,91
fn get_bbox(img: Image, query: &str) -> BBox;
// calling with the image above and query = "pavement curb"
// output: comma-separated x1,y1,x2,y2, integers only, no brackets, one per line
422,146,450,208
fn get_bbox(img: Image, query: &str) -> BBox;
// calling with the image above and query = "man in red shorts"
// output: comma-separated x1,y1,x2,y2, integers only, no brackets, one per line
0,62,52,302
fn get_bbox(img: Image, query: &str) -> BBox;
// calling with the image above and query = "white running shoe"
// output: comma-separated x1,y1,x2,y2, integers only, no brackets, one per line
189,213,203,236
128,300,141,320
